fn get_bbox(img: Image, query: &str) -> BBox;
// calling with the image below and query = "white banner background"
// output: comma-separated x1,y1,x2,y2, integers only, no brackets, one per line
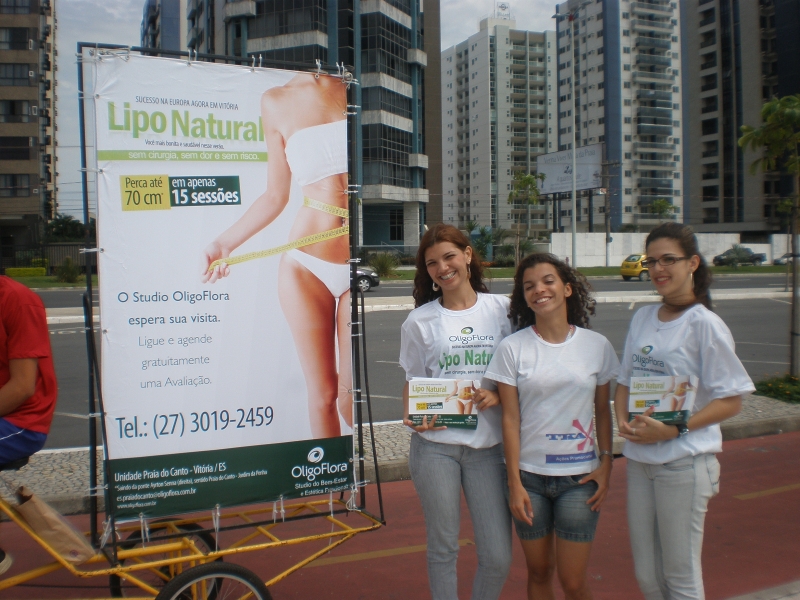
92,54,345,460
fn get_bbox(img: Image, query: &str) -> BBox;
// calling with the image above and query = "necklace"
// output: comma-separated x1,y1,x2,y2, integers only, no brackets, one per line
532,324,575,343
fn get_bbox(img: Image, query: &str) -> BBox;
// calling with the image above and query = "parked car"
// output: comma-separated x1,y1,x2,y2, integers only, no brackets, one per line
355,265,380,292
773,252,794,266
620,254,650,281
712,248,767,267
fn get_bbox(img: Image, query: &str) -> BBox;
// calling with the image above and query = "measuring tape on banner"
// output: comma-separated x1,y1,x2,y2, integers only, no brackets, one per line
207,226,350,270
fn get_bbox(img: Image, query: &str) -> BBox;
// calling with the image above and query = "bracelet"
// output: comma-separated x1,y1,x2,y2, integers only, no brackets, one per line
598,450,614,462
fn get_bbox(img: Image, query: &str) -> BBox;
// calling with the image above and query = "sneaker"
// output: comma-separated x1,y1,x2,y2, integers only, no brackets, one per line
0,550,12,576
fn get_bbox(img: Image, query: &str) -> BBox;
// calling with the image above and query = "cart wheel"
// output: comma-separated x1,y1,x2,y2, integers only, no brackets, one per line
155,562,272,600
109,523,219,597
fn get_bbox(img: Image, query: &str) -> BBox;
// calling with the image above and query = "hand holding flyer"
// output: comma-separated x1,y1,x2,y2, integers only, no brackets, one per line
409,378,480,429
628,375,698,425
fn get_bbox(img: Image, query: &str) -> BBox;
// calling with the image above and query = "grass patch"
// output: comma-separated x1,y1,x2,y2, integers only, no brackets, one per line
755,375,800,404
7,275,98,289
710,265,787,274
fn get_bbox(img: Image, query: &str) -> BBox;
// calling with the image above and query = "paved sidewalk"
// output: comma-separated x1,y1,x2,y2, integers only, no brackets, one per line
2,393,799,517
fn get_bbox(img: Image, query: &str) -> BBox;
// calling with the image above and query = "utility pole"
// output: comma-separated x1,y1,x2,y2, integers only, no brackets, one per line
601,160,620,267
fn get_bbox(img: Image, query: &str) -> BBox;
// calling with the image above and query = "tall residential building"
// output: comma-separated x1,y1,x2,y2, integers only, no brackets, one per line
555,0,684,232
0,0,56,249
141,0,188,52
685,0,798,234
441,13,556,234
188,0,430,248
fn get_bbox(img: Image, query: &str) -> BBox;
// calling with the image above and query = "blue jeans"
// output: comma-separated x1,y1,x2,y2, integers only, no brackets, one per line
627,454,720,600
409,434,512,600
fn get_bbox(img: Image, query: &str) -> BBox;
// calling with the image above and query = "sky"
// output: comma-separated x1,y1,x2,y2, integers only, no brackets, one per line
55,0,556,220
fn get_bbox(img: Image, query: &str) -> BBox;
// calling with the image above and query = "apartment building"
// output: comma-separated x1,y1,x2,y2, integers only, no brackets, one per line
685,0,799,234
141,0,188,52
441,14,556,234
0,0,55,248
185,0,431,248
555,0,684,232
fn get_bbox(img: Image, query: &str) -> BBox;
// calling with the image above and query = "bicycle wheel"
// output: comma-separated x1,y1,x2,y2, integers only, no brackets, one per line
109,522,219,597
156,562,272,600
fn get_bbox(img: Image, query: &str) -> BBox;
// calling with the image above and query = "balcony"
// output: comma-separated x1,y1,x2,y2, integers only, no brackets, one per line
187,0,197,19
701,149,719,157
634,212,677,223
634,159,676,169
633,70,675,82
701,81,718,91
637,124,673,135
187,25,198,48
637,89,673,101
639,195,677,204
639,177,674,188
631,19,675,32
637,106,672,118
700,37,717,49
699,15,716,27
636,54,672,67
700,58,717,70
701,171,720,180
635,36,672,50
701,103,718,114
631,1,673,15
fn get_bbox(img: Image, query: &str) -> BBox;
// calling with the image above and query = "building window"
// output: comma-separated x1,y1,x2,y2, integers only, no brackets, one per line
0,0,31,15
625,188,632,195
0,64,30,86
624,152,632,159
0,174,29,196
0,99,30,122
624,117,632,124
625,170,632,177
0,28,28,50
624,82,631,88
362,87,412,119
624,99,632,106
389,208,404,241
623,47,630,54
0,136,31,160
624,134,632,141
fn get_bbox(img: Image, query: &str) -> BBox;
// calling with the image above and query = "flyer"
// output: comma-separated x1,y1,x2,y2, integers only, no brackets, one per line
408,378,480,429
628,375,698,424
89,52,354,519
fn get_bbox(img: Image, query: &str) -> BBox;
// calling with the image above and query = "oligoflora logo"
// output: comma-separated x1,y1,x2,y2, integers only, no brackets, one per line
291,446,348,482
632,345,665,369
449,325,494,343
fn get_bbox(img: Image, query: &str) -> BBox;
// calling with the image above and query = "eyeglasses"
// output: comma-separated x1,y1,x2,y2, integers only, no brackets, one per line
641,256,689,269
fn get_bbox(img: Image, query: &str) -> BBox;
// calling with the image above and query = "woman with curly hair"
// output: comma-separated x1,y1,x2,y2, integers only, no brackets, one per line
399,223,513,600
484,253,619,600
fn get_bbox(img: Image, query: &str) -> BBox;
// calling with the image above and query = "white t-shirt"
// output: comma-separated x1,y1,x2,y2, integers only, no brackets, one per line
399,293,513,448
484,327,620,475
617,304,755,465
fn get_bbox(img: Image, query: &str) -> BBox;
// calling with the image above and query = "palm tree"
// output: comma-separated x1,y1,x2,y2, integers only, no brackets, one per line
507,171,546,238
740,95,800,375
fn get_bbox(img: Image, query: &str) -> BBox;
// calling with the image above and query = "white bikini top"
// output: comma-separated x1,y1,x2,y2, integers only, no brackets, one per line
284,120,348,186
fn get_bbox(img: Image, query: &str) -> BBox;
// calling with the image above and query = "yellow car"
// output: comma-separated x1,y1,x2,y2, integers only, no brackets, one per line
620,254,650,281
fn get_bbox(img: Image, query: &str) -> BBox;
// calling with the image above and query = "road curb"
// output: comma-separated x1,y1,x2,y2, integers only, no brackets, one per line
721,414,800,441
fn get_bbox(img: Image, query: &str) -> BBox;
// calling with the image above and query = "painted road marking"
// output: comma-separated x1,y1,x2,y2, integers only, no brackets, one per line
307,538,474,568
735,483,800,500
740,360,790,365
737,341,789,347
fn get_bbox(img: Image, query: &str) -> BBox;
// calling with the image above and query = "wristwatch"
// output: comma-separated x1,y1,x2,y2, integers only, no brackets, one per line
674,423,689,438
598,450,613,462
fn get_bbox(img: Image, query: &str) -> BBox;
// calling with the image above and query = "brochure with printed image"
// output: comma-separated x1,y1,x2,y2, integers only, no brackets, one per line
408,378,480,429
628,375,698,425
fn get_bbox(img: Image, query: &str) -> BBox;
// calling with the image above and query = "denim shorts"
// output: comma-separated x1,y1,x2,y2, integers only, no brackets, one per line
503,470,599,542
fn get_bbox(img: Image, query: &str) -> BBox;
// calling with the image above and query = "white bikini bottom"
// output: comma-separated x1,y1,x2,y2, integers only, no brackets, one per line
286,249,350,297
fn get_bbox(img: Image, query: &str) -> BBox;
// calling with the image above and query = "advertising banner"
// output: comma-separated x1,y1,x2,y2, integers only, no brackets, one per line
90,53,354,520
535,143,603,195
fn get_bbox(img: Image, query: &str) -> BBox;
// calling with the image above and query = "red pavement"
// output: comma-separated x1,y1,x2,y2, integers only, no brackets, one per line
1,431,798,599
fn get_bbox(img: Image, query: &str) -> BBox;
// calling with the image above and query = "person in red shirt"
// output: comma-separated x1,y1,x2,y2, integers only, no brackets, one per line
0,275,58,574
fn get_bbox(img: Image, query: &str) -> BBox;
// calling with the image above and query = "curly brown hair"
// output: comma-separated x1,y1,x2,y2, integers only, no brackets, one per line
412,224,489,308
508,253,596,329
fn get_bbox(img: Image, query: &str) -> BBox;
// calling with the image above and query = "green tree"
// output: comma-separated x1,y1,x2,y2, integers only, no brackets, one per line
45,214,88,242
650,198,676,222
507,171,546,238
739,95,800,375
727,244,751,269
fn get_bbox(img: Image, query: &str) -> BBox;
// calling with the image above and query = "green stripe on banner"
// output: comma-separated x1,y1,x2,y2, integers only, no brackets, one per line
97,150,267,162
108,436,353,520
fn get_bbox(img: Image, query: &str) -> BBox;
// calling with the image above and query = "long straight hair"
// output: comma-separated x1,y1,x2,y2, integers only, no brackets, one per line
645,222,712,310
412,224,488,307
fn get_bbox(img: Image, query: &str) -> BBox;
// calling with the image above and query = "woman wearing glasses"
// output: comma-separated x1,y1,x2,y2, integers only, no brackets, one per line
614,222,753,600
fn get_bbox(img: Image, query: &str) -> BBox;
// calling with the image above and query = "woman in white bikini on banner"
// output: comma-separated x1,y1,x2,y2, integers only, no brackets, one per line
201,72,351,439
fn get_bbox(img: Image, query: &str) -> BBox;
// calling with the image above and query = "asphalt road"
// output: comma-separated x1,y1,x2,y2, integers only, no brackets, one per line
44,297,790,449
32,273,790,306
368,273,790,298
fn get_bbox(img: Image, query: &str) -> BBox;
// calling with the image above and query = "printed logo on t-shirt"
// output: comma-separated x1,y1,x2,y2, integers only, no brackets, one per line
545,419,596,464
448,327,494,343
641,345,653,355
632,346,665,372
